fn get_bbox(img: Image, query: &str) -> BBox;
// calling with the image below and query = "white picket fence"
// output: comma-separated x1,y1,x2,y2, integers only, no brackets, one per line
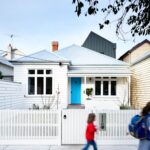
62,109,140,145
0,110,61,145
0,109,140,145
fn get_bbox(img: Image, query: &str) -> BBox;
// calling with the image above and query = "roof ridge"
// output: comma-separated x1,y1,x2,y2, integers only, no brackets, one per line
15,49,48,60
56,44,128,65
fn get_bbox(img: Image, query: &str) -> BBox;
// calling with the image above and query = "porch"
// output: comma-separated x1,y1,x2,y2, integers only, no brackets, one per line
67,67,131,110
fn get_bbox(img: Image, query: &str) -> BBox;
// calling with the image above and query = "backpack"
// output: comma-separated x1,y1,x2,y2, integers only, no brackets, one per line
128,114,147,140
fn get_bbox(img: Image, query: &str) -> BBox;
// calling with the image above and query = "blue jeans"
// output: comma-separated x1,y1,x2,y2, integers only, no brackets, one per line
138,140,150,150
82,140,97,150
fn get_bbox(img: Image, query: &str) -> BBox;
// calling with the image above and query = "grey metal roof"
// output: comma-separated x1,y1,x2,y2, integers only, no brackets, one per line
131,51,150,66
14,50,69,63
82,31,116,58
0,55,13,67
55,44,128,66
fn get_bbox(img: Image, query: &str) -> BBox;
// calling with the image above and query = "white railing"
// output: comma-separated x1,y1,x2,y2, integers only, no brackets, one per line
62,109,140,145
0,110,61,145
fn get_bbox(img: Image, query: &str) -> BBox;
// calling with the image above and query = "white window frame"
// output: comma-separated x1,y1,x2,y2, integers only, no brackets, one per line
94,77,117,97
27,69,53,96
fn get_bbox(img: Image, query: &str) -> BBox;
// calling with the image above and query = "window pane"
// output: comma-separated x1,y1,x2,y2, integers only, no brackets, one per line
95,77,101,79
37,70,44,74
95,81,101,95
28,77,35,95
28,70,35,74
103,81,109,95
37,77,44,94
46,70,52,74
46,77,52,94
111,77,117,79
111,81,116,95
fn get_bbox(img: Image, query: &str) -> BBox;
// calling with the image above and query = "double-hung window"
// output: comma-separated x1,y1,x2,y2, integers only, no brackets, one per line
95,77,117,96
28,69,53,95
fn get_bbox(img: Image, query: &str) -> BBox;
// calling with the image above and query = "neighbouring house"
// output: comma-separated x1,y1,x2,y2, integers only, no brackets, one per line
1,44,25,60
119,39,150,109
0,55,13,81
82,31,116,58
12,41,130,110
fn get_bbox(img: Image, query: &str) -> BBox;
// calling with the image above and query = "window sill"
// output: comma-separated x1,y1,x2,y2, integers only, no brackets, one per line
93,96,118,98
25,95,54,98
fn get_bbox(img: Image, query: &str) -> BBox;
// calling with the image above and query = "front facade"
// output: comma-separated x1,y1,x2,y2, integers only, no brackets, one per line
119,39,150,109
12,45,130,110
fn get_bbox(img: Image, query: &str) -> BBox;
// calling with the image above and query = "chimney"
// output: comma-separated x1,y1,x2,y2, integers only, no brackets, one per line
52,41,59,52
8,44,16,60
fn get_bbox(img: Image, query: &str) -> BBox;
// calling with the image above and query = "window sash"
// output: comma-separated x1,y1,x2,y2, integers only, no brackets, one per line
95,81,101,95
95,78,117,96
28,77,35,95
27,69,53,95
37,77,44,95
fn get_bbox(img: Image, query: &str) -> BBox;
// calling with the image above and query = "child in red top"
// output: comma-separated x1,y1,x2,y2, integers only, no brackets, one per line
82,113,98,150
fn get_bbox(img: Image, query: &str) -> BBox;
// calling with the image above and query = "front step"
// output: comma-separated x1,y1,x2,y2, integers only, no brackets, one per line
67,104,85,109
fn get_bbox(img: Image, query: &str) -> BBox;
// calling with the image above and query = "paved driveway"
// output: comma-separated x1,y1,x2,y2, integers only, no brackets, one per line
0,145,138,150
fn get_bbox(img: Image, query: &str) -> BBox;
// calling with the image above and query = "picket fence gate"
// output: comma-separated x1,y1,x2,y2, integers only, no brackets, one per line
0,109,140,145
62,109,140,145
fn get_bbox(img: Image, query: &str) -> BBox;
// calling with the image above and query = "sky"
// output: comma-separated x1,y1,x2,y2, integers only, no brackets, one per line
0,0,149,58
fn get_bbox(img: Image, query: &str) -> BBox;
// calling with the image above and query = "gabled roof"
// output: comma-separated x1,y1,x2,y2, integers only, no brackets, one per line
14,50,69,63
132,51,150,66
119,39,150,60
55,44,128,66
0,55,13,67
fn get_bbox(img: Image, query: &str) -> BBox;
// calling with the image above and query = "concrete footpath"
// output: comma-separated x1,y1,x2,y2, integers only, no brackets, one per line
0,145,138,150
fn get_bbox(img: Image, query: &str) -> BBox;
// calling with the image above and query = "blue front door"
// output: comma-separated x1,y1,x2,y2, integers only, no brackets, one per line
71,77,81,104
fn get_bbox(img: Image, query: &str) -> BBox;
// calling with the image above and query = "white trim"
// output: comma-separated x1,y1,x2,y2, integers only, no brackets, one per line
94,77,117,97
27,68,53,96
67,74,131,77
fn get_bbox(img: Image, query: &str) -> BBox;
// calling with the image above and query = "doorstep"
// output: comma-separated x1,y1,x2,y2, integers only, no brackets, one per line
67,104,85,109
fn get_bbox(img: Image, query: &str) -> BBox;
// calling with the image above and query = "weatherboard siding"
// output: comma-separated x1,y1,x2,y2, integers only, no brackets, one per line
13,64,68,109
0,80,24,109
131,43,150,63
131,58,150,109
122,43,150,64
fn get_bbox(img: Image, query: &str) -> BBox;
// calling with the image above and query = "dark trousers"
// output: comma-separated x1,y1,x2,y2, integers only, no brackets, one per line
82,140,98,150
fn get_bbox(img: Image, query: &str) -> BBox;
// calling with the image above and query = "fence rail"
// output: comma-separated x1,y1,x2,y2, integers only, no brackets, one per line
0,110,61,145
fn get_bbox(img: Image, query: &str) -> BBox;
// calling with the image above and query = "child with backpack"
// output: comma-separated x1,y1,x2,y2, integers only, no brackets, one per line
82,113,98,150
138,102,150,150
129,102,150,150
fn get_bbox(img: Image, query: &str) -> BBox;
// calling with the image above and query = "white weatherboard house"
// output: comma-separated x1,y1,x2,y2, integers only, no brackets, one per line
12,44,131,110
